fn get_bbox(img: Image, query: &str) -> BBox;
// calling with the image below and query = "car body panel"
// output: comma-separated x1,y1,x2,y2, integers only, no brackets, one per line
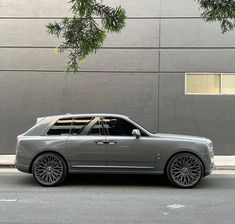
106,136,156,174
67,135,107,173
16,135,68,172
16,113,214,179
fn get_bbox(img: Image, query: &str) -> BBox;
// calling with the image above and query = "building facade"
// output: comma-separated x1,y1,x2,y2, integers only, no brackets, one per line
1,0,235,154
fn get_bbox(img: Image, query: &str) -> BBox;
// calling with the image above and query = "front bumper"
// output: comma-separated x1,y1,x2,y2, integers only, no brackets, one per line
203,150,214,177
205,163,214,176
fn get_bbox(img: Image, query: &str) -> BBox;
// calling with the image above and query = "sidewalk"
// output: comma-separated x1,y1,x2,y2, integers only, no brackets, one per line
0,155,15,168
0,155,235,169
214,156,235,170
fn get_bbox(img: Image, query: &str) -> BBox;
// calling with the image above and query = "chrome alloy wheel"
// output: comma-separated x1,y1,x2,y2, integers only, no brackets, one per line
32,153,67,186
167,153,203,188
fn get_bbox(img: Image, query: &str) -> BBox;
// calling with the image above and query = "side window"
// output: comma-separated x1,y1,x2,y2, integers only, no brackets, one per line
47,118,73,136
71,117,93,135
103,117,137,136
88,119,104,135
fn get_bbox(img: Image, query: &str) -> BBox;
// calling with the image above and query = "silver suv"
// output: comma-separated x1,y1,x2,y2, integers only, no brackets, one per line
16,114,214,188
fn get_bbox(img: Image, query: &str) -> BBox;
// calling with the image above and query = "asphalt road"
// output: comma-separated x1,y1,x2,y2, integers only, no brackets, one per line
0,169,235,224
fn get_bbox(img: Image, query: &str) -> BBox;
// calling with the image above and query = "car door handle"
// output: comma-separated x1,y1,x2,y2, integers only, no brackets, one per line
108,141,117,145
94,141,104,145
94,141,117,145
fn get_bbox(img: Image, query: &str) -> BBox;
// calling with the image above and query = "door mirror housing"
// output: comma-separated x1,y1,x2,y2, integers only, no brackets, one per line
132,129,141,139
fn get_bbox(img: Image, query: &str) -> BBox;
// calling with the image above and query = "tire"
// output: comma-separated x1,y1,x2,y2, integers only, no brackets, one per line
32,152,67,187
166,153,203,188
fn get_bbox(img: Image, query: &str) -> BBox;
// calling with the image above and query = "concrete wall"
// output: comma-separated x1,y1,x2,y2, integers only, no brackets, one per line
0,0,235,154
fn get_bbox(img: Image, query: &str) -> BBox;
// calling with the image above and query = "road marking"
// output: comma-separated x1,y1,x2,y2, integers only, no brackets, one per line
163,213,169,215
167,204,185,209
0,199,18,202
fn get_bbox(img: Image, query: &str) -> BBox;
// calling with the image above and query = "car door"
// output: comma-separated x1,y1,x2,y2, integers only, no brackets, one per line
66,117,107,173
103,117,156,173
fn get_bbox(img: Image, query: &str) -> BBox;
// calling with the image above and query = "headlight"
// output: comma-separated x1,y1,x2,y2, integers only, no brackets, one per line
205,139,214,162
207,141,213,152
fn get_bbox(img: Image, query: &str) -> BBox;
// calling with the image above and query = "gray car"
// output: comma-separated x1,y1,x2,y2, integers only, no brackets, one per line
15,114,214,188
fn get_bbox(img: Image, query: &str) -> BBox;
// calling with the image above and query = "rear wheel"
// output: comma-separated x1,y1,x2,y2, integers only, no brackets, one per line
167,153,203,188
32,153,67,186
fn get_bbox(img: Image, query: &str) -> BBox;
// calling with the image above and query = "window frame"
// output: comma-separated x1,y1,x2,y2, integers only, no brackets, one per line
47,117,74,136
47,116,96,136
221,73,235,95
70,116,95,136
185,73,235,95
86,117,105,136
101,116,149,137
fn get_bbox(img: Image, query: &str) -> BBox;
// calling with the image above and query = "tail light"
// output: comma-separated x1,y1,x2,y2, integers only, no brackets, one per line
16,140,20,153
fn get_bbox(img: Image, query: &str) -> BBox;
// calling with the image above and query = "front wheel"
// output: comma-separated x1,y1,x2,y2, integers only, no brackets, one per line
32,153,67,186
166,153,203,188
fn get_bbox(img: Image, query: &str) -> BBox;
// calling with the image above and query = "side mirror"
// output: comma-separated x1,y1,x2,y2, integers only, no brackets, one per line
132,129,141,139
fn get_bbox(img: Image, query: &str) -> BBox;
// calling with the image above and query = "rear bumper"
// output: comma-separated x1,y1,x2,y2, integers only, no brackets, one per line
15,162,30,173
15,154,31,173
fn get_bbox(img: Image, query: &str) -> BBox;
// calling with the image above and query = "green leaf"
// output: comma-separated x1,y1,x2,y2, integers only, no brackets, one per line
46,0,126,73
195,0,235,33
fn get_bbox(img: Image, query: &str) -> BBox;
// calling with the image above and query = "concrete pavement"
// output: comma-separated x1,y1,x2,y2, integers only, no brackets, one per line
0,169,235,224
0,155,235,169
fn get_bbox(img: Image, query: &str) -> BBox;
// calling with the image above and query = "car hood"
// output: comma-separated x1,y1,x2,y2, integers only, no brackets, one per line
152,133,207,143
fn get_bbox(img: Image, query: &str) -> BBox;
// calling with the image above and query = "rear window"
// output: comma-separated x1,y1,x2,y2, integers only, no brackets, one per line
47,118,73,136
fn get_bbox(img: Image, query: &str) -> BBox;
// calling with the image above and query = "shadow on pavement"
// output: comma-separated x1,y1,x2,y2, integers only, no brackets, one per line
65,174,172,188
12,172,235,190
15,173,172,188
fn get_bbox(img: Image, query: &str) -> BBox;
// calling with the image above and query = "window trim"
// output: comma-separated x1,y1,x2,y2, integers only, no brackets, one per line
101,116,149,137
185,73,235,95
221,73,235,95
46,117,74,136
70,117,95,136
86,117,105,136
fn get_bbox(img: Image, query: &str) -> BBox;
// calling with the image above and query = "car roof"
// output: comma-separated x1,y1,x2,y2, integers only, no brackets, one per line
44,113,129,119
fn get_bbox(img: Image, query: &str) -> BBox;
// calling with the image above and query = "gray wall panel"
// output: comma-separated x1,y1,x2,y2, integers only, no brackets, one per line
0,49,158,72
0,19,158,47
81,49,158,72
0,0,159,17
159,73,235,155
0,48,67,71
161,19,235,47
105,19,159,47
102,0,160,17
161,0,201,17
0,0,71,17
0,72,158,154
1,0,235,155
160,49,235,73
0,19,60,47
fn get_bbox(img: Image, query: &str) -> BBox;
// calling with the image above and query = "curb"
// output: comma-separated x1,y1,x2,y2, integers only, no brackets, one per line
214,166,235,170
0,164,15,168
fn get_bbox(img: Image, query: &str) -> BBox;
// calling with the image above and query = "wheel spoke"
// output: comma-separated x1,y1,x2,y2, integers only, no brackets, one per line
170,154,202,187
34,154,64,185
